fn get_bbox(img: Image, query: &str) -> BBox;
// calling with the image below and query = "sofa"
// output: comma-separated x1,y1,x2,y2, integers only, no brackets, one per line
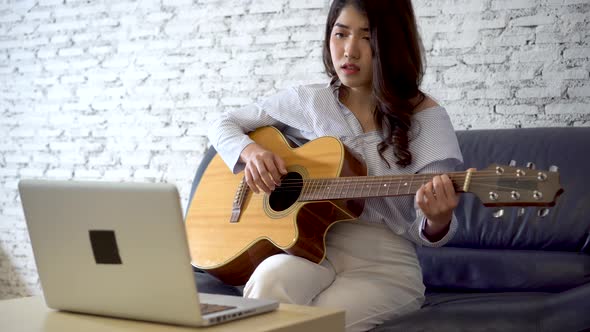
187,127,590,332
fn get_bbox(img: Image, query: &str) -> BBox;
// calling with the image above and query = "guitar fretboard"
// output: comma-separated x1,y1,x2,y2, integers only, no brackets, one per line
298,173,467,201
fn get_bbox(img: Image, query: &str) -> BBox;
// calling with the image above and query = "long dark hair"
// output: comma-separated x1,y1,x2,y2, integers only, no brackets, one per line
322,0,426,168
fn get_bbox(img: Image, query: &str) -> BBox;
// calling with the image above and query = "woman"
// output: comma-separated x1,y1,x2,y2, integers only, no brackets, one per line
207,1,463,331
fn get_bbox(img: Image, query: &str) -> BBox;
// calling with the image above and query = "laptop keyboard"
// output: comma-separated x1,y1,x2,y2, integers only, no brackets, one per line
200,303,236,315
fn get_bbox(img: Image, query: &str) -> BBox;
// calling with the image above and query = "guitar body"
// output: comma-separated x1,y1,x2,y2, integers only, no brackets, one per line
185,127,366,285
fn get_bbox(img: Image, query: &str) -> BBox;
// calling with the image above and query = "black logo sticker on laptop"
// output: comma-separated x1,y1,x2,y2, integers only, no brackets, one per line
89,230,122,264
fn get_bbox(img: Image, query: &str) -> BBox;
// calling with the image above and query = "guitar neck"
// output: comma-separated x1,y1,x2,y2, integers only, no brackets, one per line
298,172,469,201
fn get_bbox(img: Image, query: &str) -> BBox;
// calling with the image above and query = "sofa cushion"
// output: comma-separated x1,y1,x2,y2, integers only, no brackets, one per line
372,283,590,332
418,247,590,292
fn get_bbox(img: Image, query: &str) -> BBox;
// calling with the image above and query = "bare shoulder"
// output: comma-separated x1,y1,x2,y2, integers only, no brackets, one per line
413,95,440,113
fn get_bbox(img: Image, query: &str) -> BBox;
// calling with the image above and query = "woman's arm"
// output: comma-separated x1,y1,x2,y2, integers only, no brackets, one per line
208,87,307,173
208,87,310,192
208,102,285,174
407,158,462,247
416,173,457,242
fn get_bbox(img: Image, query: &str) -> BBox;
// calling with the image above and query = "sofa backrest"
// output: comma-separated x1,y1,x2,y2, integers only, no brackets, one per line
451,127,590,253
418,127,590,292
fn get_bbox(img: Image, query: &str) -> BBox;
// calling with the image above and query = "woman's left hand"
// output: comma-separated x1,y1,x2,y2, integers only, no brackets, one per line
415,174,459,227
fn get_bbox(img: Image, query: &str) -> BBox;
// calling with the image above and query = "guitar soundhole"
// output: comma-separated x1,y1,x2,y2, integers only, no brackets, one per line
269,172,303,212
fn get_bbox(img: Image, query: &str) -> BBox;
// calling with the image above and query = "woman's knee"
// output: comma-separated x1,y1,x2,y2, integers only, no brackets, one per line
243,254,334,304
243,254,298,301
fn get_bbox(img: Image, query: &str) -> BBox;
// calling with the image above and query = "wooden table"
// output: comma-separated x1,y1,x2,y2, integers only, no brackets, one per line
0,296,345,332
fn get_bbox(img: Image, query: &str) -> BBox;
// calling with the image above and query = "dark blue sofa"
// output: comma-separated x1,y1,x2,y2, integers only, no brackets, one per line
188,127,590,332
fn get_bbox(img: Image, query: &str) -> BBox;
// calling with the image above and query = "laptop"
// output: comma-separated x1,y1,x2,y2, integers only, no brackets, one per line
18,179,279,327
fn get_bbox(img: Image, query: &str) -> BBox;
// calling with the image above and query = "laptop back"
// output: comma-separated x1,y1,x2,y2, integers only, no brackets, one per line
19,180,206,326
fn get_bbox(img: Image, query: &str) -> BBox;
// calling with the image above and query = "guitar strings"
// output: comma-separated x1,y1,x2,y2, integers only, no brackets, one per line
272,172,546,184
244,180,544,195
267,175,546,188
237,170,555,196
274,175,543,184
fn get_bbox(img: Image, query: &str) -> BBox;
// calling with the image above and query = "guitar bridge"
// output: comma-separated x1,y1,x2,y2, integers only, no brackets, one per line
230,177,249,223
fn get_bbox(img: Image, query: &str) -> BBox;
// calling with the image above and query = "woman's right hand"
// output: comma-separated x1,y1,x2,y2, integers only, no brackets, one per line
240,143,288,194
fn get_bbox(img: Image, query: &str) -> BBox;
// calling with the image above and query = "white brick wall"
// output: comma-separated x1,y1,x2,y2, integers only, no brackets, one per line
1,0,589,299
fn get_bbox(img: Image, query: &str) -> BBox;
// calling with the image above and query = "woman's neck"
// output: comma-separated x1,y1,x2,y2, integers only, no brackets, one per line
340,86,373,109
339,85,377,132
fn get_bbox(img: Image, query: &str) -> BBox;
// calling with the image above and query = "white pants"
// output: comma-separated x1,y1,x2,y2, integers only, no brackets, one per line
243,221,426,332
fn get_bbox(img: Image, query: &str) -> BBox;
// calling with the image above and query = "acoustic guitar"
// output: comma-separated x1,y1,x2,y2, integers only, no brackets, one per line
185,126,563,285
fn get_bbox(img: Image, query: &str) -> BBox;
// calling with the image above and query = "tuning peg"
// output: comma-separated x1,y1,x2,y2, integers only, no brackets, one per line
549,165,559,172
526,162,535,169
517,208,526,217
508,160,516,167
537,172,548,181
492,209,504,218
537,208,550,217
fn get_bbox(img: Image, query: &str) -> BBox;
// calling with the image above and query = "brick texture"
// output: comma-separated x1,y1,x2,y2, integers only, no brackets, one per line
1,0,589,299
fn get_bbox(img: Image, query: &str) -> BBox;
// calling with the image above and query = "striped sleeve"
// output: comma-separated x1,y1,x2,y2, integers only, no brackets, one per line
403,107,463,247
207,87,307,174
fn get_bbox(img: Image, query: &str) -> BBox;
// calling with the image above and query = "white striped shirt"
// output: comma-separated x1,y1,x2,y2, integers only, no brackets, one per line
208,83,463,247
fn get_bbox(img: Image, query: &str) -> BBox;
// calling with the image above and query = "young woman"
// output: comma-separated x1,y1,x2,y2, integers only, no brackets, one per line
207,1,463,331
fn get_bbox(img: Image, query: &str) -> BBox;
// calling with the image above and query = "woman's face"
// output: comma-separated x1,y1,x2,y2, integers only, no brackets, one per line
329,5,373,91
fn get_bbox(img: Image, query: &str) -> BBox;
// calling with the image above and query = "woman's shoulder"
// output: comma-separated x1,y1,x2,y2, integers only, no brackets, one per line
296,82,335,95
410,94,454,135
264,83,333,104
413,95,441,114
287,83,339,105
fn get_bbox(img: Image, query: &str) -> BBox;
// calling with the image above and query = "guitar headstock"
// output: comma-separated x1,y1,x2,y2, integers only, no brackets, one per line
467,163,563,207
